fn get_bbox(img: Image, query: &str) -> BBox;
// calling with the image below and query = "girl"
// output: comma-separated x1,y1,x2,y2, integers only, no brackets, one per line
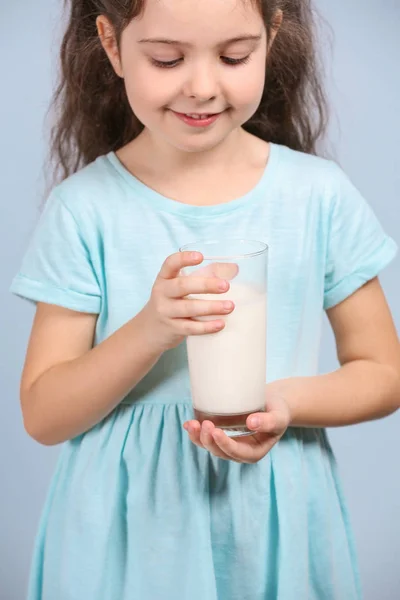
11,0,400,599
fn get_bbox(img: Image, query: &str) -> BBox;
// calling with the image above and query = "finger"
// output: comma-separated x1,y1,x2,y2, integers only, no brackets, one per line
164,276,230,299
195,262,239,281
184,420,204,449
209,262,239,281
159,251,203,280
176,317,226,336
166,298,234,319
211,429,276,463
246,410,285,435
200,421,232,460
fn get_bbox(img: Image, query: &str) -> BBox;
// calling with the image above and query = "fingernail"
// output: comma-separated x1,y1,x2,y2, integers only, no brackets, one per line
183,423,188,430
249,416,261,428
219,280,228,291
191,252,201,260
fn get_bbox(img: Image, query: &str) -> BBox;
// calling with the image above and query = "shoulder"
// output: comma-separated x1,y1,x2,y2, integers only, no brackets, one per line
273,144,346,197
49,153,126,218
270,144,369,224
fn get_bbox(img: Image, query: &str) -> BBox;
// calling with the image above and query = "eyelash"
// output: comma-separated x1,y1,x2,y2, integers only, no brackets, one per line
151,55,251,69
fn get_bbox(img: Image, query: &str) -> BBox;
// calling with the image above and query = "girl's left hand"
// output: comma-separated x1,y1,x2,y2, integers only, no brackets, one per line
183,395,291,464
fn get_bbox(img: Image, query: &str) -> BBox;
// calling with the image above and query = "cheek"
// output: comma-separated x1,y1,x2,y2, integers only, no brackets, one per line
121,57,266,115
124,60,170,111
231,66,265,108
124,67,171,111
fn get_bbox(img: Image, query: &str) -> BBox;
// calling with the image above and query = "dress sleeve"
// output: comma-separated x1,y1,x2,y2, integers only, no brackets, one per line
10,190,102,313
323,166,398,310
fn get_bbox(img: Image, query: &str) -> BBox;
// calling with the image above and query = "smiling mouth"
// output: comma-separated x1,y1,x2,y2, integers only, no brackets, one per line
183,113,217,120
171,110,225,119
169,109,226,128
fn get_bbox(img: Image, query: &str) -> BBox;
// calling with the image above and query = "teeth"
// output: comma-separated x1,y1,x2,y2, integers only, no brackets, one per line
186,114,210,120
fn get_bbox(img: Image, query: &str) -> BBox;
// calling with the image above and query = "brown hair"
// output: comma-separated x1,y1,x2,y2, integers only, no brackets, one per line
48,0,328,187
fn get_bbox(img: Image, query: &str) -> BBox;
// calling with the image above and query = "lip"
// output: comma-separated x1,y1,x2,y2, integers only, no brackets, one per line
171,110,223,128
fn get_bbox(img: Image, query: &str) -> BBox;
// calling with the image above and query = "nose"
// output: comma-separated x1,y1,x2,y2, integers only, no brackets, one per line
183,61,219,101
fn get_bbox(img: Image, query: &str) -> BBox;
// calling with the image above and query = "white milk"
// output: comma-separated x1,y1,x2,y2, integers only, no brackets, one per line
187,282,267,415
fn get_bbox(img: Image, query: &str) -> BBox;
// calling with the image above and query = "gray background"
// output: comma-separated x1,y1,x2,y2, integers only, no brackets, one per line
1,1,399,598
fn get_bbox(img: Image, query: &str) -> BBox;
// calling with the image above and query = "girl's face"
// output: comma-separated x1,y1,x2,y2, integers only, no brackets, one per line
99,0,274,154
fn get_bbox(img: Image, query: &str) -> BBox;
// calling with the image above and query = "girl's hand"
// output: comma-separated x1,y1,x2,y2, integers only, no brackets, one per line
183,395,291,464
144,251,235,351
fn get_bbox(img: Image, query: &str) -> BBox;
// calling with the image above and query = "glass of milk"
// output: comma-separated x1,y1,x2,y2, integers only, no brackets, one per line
180,240,268,437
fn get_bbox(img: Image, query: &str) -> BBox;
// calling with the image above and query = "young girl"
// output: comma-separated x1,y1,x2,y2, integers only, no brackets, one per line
11,0,400,598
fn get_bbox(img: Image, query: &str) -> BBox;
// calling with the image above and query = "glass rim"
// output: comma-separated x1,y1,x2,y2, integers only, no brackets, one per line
179,239,268,260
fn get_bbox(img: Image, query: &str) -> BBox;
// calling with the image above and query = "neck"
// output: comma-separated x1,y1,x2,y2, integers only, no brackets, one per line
127,127,252,174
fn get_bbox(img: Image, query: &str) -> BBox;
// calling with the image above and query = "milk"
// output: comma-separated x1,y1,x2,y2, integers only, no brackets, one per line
187,282,267,416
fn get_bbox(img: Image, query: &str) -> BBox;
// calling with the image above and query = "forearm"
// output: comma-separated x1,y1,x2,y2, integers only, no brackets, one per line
269,360,400,428
23,306,163,445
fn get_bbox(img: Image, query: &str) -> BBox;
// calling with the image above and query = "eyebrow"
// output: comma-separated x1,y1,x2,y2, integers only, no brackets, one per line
138,34,262,46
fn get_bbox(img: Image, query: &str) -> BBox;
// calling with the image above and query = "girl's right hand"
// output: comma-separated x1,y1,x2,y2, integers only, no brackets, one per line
144,251,235,351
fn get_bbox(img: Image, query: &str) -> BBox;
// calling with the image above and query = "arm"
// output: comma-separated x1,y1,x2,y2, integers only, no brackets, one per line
21,251,233,446
269,277,400,427
184,277,400,464
21,302,164,446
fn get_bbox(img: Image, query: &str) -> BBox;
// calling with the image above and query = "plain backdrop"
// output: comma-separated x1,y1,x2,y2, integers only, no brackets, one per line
1,1,399,598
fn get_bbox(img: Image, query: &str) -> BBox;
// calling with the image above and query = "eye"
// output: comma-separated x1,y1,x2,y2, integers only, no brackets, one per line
151,58,182,69
151,55,252,69
221,55,251,66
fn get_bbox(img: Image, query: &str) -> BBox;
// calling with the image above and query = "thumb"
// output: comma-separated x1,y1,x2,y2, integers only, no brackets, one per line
247,411,278,434
247,394,291,434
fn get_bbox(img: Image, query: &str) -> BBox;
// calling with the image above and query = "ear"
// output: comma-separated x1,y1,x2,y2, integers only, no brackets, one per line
267,9,283,51
96,15,124,78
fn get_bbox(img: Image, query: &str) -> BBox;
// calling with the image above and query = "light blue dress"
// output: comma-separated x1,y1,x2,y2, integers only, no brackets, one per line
11,143,397,600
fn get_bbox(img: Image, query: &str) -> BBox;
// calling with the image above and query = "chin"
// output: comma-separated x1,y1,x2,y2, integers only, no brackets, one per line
172,140,224,154
167,130,239,154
